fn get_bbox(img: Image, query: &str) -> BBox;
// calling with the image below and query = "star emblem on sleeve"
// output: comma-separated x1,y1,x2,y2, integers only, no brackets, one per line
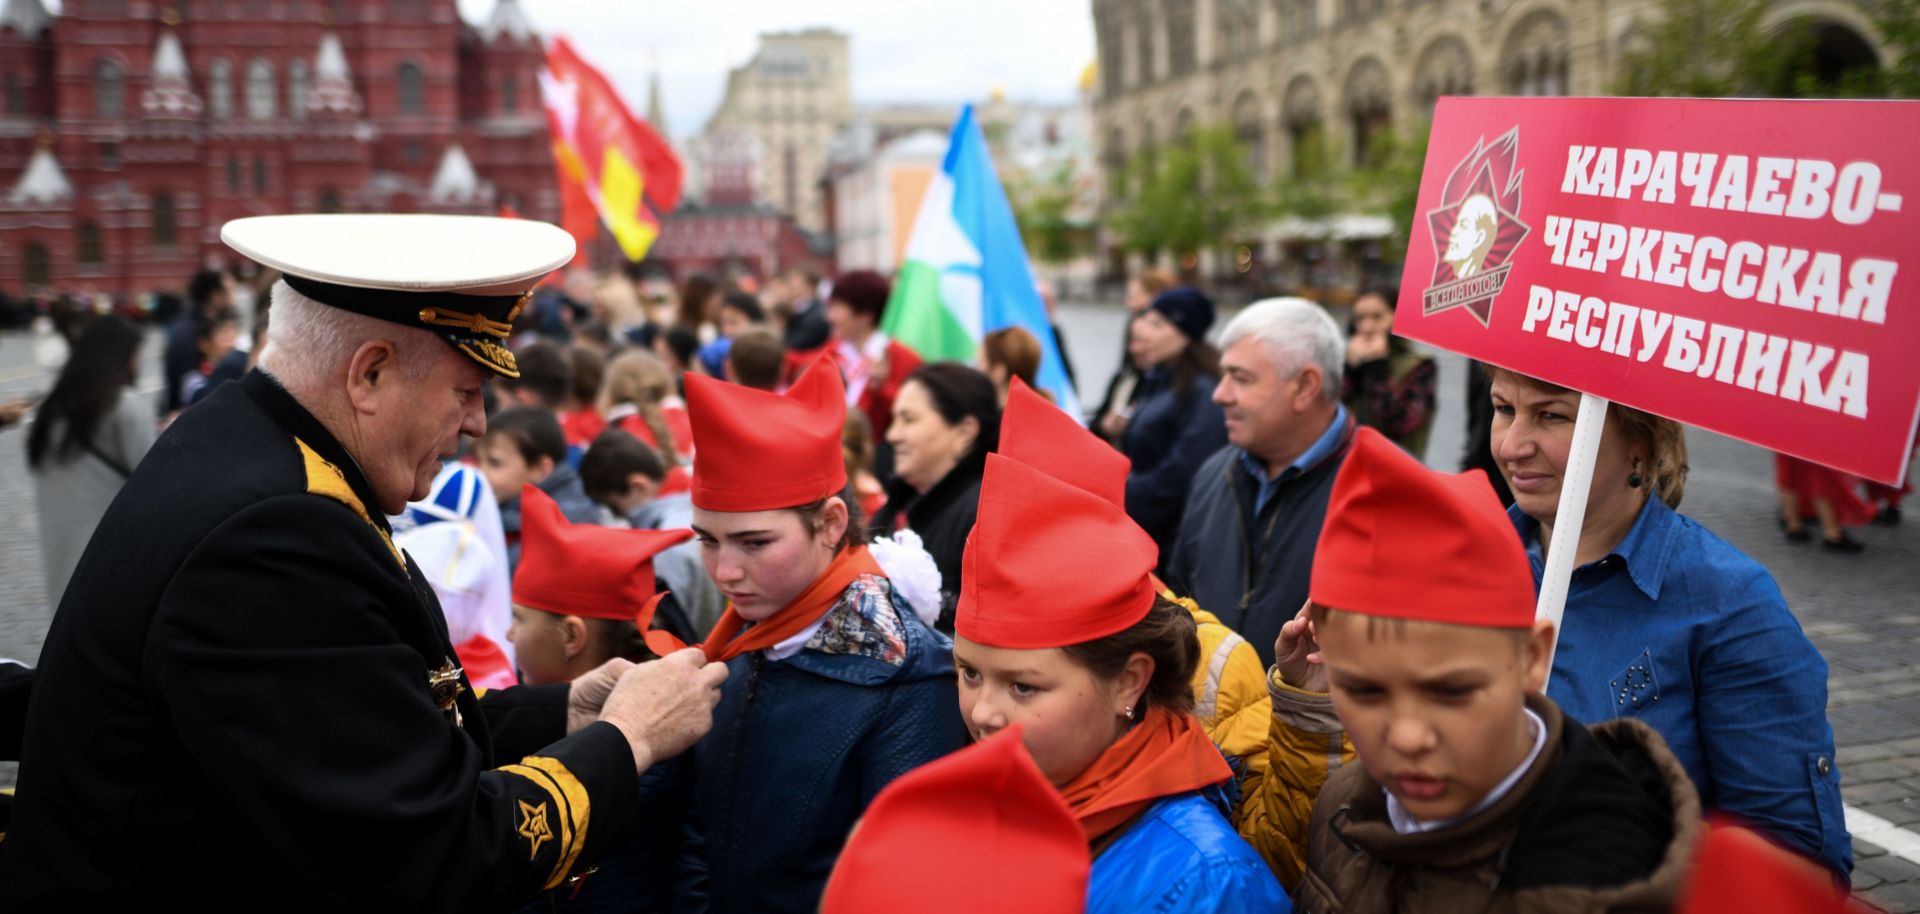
516,798,553,860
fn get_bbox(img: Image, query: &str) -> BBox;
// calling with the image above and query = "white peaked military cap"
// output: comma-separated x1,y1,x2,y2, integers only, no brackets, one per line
221,213,576,378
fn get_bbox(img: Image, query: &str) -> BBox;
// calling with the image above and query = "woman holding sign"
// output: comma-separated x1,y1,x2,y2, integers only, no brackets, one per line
1486,368,1850,882
664,360,970,913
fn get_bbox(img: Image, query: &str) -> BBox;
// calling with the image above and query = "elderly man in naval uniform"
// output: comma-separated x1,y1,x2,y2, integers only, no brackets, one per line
1,214,727,912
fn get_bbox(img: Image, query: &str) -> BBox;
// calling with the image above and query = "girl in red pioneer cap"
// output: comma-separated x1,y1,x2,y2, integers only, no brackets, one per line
655,358,968,914
951,381,1287,914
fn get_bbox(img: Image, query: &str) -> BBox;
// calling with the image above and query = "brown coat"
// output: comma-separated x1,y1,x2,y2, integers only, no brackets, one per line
1294,694,1702,914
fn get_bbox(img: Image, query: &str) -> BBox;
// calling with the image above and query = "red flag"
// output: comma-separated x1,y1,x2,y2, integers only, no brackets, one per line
1676,824,1863,914
541,36,681,262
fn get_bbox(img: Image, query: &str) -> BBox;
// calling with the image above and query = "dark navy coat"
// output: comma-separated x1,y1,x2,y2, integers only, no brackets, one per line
1123,367,1227,561
673,578,969,913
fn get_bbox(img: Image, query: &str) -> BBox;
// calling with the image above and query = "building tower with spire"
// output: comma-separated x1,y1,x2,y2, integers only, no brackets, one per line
646,49,668,138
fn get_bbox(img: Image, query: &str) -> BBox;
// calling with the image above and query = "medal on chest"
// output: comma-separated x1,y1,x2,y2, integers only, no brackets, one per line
428,657,468,728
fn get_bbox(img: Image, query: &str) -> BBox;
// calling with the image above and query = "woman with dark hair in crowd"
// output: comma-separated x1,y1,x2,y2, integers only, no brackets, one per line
872,362,1001,631
1120,287,1227,565
676,274,722,344
660,359,968,913
1092,268,1176,443
951,395,1286,913
29,315,155,607
1342,286,1438,460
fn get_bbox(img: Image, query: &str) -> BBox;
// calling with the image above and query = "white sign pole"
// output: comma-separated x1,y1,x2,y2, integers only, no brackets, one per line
1536,391,1610,684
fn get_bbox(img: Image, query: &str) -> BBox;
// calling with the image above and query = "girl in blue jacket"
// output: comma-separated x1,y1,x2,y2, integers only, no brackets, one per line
951,386,1288,914
662,361,970,913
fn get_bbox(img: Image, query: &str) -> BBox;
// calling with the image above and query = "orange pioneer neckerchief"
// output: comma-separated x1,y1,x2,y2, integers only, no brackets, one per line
1055,706,1235,843
639,544,885,663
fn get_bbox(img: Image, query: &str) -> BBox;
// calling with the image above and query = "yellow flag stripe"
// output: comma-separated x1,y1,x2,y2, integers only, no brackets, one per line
598,146,659,261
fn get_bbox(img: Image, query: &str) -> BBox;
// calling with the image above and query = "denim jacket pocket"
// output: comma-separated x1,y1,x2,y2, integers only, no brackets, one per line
1608,648,1661,714
1806,751,1850,871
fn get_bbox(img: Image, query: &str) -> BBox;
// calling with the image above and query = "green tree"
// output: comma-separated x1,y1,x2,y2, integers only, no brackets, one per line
1343,125,1430,261
1104,124,1271,262
1008,161,1092,265
1868,0,1920,97
1617,0,1910,98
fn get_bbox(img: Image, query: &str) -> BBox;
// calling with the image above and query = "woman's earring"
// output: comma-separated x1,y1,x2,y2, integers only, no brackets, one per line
1628,457,1645,489
1122,705,1135,721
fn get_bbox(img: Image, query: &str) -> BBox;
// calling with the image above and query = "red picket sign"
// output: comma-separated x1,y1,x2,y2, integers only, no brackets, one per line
1396,96,1920,484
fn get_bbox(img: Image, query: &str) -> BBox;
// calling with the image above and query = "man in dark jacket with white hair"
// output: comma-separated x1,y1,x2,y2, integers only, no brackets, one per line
1168,297,1354,668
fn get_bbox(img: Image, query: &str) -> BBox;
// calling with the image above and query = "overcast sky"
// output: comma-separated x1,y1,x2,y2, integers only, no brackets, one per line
455,1,1096,140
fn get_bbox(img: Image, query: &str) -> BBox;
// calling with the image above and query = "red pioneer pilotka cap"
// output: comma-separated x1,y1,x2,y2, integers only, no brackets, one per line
955,379,1158,649
511,485,693,621
999,377,1131,506
685,357,848,512
820,726,1088,914
1310,426,1537,628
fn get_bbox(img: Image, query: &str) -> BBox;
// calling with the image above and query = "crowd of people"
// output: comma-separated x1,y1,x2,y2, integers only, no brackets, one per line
0,210,1883,912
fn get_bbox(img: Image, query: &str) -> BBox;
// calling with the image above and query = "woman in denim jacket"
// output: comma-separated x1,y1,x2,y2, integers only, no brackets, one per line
1486,367,1851,882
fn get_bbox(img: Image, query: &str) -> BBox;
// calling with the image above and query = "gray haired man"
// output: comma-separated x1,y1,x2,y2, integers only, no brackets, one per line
1168,297,1354,667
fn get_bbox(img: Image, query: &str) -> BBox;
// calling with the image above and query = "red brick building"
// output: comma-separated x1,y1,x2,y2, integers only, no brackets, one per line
0,0,554,301
647,124,827,283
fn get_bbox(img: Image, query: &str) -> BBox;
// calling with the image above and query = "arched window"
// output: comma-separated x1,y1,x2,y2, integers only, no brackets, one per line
95,59,123,118
288,59,309,120
77,222,104,267
501,72,519,113
209,59,233,120
1501,11,1571,97
5,72,22,115
152,192,177,247
1135,13,1156,87
1216,0,1258,63
246,58,276,119
1095,13,1124,100
318,187,342,213
253,155,268,194
397,62,424,115
1232,92,1267,181
1413,37,1476,120
1283,76,1327,180
23,243,51,287
1166,0,1198,77
1345,58,1392,166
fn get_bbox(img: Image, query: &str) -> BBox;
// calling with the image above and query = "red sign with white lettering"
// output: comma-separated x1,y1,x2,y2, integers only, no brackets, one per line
1396,96,1920,484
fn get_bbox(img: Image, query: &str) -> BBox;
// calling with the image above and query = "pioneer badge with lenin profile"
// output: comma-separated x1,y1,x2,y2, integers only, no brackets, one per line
1423,127,1531,327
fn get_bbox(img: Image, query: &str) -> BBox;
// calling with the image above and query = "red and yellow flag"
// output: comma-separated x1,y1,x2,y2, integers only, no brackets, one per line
540,37,682,262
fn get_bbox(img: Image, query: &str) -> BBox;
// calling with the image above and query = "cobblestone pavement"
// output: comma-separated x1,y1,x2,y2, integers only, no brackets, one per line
0,306,1915,907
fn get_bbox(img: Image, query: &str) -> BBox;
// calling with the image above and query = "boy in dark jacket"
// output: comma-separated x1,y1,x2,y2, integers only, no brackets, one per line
1243,428,1702,913
476,406,603,572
